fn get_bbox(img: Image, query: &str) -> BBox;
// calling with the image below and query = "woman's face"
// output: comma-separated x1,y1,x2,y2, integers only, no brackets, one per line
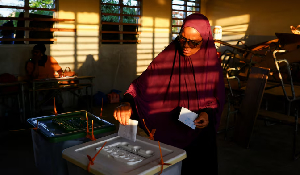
178,27,203,57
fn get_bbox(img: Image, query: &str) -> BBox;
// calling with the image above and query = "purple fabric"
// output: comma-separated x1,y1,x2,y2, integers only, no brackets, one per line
125,13,225,149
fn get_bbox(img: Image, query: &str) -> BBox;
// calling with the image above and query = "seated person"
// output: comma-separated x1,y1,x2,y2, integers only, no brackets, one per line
0,21,15,44
25,44,64,114
26,44,63,79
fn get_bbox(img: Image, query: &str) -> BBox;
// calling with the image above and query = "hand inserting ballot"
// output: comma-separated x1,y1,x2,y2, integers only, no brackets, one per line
194,112,209,129
113,102,132,125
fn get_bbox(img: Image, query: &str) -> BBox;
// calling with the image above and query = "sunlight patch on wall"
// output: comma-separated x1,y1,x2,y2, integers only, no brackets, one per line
136,16,170,75
53,36,75,43
137,53,153,59
137,16,154,75
77,12,99,24
77,49,99,56
215,14,250,44
142,17,154,27
50,32,75,68
215,14,250,26
76,25,99,30
77,36,98,43
57,11,75,19
50,9,100,73
154,17,170,28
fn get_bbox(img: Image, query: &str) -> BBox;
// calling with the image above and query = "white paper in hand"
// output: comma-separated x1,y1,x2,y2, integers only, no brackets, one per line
178,107,198,129
118,119,138,142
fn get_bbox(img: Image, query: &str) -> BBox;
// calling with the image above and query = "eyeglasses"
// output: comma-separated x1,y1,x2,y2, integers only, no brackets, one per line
177,34,202,48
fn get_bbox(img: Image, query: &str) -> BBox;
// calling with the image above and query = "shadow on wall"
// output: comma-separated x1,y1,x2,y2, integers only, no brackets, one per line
77,54,96,77
76,45,139,96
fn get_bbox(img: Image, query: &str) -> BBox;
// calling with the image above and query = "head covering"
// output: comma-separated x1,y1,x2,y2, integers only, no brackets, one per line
0,20,14,33
126,13,225,148
33,44,46,54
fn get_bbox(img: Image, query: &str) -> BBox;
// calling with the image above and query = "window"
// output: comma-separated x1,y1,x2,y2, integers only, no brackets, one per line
0,0,59,44
171,0,200,40
100,0,141,44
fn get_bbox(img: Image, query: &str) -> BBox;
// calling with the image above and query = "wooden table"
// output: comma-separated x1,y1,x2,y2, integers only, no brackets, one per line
29,76,95,117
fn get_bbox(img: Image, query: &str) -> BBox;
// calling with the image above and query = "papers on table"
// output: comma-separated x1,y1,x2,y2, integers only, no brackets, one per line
118,119,138,142
178,107,198,129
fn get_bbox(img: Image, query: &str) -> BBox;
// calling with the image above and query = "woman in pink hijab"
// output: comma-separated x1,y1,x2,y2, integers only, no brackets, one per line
114,13,225,175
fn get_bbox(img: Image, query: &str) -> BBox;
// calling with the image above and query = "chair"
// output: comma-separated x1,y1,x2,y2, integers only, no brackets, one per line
222,67,245,140
220,42,270,83
233,66,270,148
258,50,300,160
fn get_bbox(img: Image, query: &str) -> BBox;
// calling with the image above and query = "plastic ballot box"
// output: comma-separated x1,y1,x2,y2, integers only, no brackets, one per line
27,110,116,175
62,133,187,175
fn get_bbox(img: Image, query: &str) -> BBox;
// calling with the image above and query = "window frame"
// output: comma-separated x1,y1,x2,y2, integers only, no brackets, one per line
100,0,142,44
171,0,201,41
0,0,75,44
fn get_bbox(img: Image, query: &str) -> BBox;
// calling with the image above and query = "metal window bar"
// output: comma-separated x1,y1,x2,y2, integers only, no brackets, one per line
171,0,200,40
101,22,141,26
101,3,141,8
0,5,56,11
0,17,75,21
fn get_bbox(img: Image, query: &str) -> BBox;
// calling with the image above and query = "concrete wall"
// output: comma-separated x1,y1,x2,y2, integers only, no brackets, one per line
204,0,300,47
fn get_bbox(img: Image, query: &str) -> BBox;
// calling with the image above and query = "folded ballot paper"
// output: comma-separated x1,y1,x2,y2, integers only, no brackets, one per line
178,107,198,129
118,119,138,142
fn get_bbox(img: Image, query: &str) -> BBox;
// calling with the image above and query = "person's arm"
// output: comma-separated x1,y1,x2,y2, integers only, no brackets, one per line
122,93,140,121
25,60,39,80
49,56,63,77
113,93,140,125
32,59,39,79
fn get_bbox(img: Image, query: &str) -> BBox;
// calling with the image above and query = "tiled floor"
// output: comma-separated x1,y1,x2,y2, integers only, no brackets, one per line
1,103,300,175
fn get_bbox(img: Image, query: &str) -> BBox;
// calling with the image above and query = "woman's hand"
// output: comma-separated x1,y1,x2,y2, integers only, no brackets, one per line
194,112,209,129
113,102,132,125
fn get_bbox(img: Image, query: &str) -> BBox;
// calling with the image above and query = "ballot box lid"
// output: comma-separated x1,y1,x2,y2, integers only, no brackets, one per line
62,133,187,175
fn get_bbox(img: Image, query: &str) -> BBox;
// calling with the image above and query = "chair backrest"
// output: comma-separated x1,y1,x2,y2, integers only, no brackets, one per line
233,66,270,148
273,50,300,102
